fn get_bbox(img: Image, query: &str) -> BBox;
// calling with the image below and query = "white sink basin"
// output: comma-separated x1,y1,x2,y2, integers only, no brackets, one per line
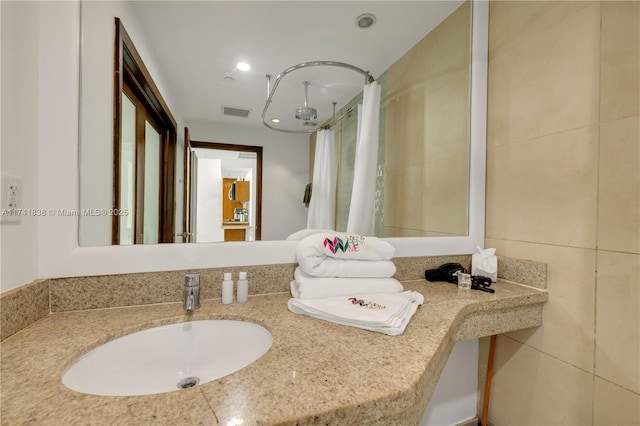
62,320,272,396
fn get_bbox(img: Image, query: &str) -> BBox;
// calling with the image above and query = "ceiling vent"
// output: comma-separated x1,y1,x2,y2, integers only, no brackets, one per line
238,152,257,159
222,105,251,118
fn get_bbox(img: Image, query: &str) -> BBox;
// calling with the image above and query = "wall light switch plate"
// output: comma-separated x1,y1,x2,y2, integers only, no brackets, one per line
2,174,23,224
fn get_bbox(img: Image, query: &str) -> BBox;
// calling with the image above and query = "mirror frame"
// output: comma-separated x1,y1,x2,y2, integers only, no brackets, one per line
37,0,487,279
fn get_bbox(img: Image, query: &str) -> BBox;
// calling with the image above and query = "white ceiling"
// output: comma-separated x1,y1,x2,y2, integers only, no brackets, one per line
127,1,464,132
193,148,254,178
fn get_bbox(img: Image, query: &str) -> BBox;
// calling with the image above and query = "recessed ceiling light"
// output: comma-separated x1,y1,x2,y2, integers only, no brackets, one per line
271,118,280,123
236,62,250,72
355,13,376,29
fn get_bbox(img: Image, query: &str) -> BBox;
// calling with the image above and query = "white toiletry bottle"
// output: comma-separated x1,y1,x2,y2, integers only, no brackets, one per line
237,272,248,303
222,272,234,304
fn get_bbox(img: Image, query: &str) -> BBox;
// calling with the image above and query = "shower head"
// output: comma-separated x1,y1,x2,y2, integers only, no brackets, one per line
295,106,318,121
295,81,318,121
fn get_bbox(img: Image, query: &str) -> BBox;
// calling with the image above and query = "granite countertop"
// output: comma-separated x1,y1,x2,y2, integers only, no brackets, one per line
0,279,547,425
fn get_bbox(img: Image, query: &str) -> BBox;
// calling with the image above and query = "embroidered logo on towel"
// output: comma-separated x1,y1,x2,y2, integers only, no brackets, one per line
348,297,386,310
323,235,365,254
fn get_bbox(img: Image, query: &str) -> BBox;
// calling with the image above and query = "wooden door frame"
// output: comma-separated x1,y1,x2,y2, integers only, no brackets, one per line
182,127,192,242
190,141,263,240
112,17,177,244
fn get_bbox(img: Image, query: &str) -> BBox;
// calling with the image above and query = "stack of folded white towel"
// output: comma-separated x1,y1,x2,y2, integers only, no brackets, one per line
291,231,400,298
288,232,423,336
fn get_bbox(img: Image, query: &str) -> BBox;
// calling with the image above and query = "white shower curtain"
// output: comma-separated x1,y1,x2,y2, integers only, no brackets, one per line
347,81,381,235
307,129,336,230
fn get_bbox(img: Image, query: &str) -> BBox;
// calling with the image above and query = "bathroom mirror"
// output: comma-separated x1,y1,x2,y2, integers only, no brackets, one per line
37,0,485,278
78,0,479,246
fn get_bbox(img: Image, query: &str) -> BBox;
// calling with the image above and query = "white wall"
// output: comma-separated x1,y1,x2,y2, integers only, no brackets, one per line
420,339,479,425
79,1,184,246
188,121,310,241
194,156,224,243
0,1,41,291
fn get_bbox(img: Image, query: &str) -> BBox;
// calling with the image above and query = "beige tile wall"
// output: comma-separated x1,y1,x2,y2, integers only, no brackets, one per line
382,1,471,237
482,1,639,424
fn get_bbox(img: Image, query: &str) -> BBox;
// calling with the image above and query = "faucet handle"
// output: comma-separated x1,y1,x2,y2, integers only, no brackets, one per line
185,273,200,287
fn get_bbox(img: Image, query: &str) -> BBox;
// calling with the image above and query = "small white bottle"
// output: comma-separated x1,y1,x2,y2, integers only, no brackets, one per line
237,272,249,303
222,272,234,304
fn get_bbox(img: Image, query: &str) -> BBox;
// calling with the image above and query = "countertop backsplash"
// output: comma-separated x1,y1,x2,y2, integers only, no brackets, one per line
1,255,546,341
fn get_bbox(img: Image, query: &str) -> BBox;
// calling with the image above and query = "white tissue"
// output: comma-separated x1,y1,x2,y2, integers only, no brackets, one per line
471,246,498,282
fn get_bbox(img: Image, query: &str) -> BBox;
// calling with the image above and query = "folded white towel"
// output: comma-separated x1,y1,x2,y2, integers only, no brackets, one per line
286,228,334,240
298,232,395,261
290,268,404,299
296,232,396,277
287,291,424,336
298,258,397,278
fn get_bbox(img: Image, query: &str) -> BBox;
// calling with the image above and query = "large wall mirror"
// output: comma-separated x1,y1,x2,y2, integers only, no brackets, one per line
37,0,485,278
78,0,485,247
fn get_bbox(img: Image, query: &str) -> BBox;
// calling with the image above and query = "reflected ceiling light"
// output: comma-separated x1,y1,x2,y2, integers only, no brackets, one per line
355,13,376,29
236,62,250,71
271,118,280,123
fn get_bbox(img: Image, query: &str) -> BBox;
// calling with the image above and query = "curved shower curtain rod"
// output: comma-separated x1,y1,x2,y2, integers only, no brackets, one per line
261,60,375,134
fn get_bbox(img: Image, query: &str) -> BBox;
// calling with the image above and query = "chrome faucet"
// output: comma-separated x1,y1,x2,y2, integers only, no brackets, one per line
184,274,200,312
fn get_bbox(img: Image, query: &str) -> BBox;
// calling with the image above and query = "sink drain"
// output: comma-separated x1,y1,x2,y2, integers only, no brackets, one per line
177,376,200,389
